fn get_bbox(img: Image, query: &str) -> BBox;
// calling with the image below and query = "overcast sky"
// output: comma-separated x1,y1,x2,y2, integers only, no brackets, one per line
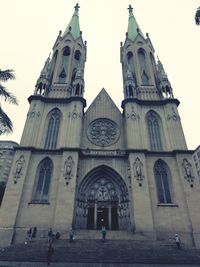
0,0,200,150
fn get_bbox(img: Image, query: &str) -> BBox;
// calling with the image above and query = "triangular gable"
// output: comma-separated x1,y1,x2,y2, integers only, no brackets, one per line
85,88,121,116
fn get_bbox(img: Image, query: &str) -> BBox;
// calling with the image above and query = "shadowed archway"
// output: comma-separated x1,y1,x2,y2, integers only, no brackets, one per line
74,165,131,230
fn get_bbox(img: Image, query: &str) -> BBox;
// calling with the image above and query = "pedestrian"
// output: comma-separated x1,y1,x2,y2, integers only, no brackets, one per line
55,232,60,240
27,227,32,241
32,226,37,238
48,228,53,245
175,234,181,249
101,226,107,242
47,244,54,266
69,228,74,242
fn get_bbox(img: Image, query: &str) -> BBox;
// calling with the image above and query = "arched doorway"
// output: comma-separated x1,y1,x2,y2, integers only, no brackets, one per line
74,165,131,230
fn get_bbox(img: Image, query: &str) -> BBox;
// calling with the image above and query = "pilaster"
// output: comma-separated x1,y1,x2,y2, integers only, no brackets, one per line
53,151,79,231
129,153,155,238
0,150,32,246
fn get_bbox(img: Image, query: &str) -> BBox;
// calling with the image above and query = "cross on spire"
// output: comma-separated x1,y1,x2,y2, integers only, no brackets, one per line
128,4,133,15
74,3,80,12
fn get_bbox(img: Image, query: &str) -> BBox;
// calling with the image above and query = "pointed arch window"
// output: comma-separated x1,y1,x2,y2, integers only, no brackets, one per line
154,160,172,203
138,49,149,85
147,111,163,151
44,109,61,149
0,181,6,206
59,46,70,83
74,50,81,61
32,158,53,203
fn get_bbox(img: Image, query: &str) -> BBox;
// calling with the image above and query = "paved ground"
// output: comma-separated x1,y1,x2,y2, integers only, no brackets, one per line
0,263,200,267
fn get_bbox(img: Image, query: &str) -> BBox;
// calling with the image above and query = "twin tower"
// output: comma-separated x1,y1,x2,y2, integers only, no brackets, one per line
0,4,200,248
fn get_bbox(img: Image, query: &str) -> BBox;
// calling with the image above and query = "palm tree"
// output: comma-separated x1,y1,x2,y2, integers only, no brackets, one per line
0,69,18,135
195,6,200,25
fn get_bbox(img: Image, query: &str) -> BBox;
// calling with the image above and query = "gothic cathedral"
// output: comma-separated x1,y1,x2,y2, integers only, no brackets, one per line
0,4,200,248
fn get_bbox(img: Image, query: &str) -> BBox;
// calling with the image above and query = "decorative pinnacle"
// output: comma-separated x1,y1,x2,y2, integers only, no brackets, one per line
128,4,133,15
74,3,80,12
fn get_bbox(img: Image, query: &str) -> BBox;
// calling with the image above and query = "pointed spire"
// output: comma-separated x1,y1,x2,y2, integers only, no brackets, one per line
127,4,144,41
63,3,81,39
157,57,168,79
156,57,174,98
35,54,51,95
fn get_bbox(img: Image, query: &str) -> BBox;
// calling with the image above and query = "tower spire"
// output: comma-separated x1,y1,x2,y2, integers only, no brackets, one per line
127,4,144,41
63,3,81,39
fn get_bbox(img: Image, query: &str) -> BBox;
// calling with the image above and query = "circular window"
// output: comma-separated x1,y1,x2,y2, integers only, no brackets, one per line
87,118,120,147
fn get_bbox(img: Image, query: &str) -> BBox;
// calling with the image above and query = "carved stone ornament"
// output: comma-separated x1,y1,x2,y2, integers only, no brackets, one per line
133,157,144,186
126,106,140,120
182,158,194,186
13,155,25,184
27,104,36,118
87,118,120,147
68,105,81,119
167,107,180,121
63,156,74,185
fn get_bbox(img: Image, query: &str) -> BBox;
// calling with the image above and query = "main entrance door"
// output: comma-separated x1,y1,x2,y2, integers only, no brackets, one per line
86,202,119,230
75,166,130,230
97,207,108,229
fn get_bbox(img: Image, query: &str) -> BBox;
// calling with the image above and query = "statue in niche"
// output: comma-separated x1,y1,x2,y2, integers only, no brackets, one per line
182,159,194,185
76,59,84,78
133,157,144,186
13,155,25,184
64,156,74,185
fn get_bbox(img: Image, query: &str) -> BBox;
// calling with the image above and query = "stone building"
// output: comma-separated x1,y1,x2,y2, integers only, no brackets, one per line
193,145,200,178
0,141,18,205
0,4,200,247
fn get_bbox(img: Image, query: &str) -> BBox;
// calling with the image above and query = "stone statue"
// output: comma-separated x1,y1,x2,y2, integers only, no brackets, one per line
13,155,25,184
133,157,144,186
76,59,84,78
182,159,194,184
64,156,74,185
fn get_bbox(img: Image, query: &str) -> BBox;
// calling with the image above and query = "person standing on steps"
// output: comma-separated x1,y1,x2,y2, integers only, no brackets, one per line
101,226,107,242
175,234,181,249
47,244,54,266
48,228,53,245
69,228,74,242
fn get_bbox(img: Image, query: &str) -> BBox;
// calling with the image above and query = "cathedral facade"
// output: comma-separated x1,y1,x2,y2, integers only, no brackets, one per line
0,4,200,247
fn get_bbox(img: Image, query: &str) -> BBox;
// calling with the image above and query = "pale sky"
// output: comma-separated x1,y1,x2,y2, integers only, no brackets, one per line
0,0,200,150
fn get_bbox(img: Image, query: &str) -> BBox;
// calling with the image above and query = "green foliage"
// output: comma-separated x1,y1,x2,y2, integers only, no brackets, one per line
0,69,18,135
195,6,200,25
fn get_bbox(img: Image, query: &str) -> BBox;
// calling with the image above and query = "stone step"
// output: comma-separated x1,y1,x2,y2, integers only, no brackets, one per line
61,230,156,241
0,239,200,264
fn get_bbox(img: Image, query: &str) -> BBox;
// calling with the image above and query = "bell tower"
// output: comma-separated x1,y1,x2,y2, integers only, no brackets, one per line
0,3,87,246
121,4,187,151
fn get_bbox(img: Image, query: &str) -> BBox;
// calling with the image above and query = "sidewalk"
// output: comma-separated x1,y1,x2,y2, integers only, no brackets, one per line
0,262,200,267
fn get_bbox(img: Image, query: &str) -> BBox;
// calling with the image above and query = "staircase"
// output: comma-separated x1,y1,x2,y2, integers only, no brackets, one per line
62,229,154,240
0,236,200,265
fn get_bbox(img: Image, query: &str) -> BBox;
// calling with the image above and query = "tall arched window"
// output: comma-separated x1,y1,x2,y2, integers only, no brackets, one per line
154,160,172,203
146,111,163,151
59,46,70,83
44,109,61,149
0,181,6,206
138,49,149,85
74,50,81,60
32,158,53,203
